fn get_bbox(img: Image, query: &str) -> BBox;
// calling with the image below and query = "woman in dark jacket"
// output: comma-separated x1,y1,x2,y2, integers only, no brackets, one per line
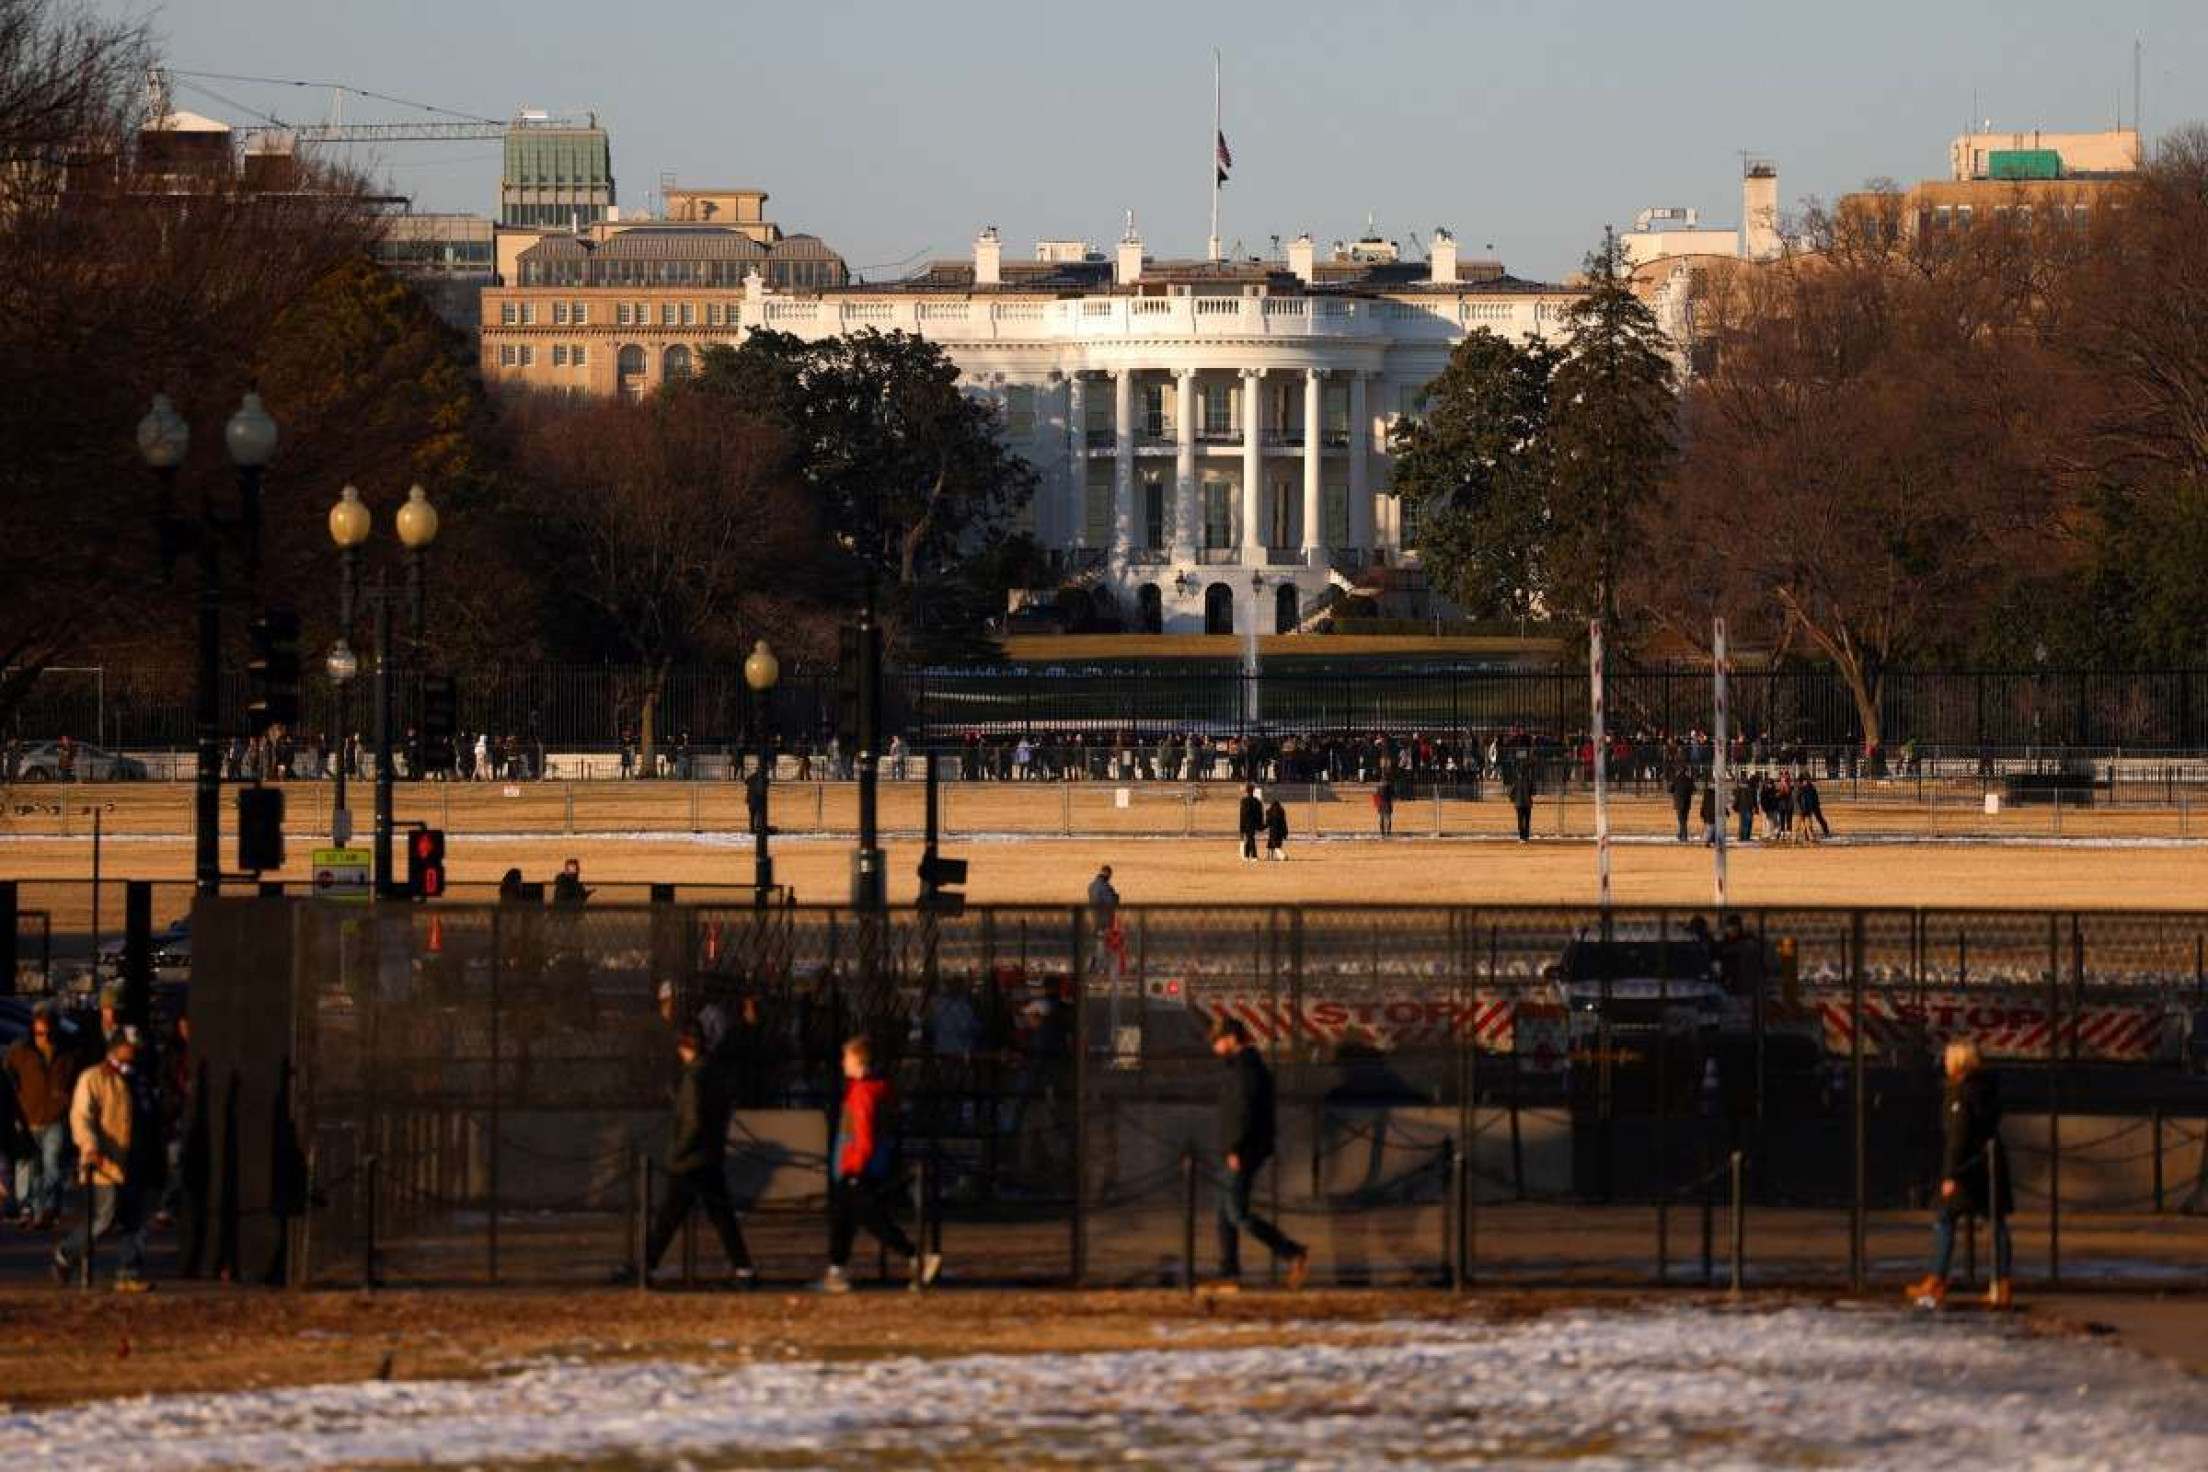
1263,796,1289,861
1908,1040,2014,1309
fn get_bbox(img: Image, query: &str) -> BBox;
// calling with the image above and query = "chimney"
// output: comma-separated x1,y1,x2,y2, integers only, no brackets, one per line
1741,162,1781,261
1429,227,1458,285
1287,233,1316,284
1116,220,1143,286
974,226,1001,286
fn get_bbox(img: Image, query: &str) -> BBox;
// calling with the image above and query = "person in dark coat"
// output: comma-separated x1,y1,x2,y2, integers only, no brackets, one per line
621,1025,754,1286
1208,1018,1307,1291
1907,1040,2014,1309
1263,795,1289,861
1669,766,1696,843
1509,760,1536,843
1237,784,1264,862
1373,775,1395,837
1797,776,1831,839
1700,781,1719,847
1732,776,1756,842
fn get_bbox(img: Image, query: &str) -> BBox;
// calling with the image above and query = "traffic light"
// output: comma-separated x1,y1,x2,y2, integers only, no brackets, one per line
916,852,967,917
238,786,285,872
420,674,457,772
245,608,302,734
406,828,447,900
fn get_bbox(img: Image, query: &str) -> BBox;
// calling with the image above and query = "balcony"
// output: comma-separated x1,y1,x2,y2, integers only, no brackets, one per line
1264,546,1308,566
1264,429,1305,448
1126,547,1169,565
1083,427,1113,448
1194,427,1239,445
1196,547,1242,566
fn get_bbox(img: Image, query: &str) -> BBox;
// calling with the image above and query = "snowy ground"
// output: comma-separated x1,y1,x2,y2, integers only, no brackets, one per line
2,1304,2204,1469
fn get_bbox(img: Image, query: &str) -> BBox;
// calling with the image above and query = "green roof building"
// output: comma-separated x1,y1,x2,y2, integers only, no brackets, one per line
501,113,615,228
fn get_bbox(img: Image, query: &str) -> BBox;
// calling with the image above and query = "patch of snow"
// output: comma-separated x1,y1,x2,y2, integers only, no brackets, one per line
1,1306,2204,1468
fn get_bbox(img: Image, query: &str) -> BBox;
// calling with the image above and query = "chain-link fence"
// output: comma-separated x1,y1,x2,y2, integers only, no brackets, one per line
149,900,2204,1293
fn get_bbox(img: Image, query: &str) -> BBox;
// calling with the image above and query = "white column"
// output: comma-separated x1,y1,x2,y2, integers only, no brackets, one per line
1240,368,1266,563
1066,372,1089,549
1302,368,1325,567
1173,368,1198,562
1348,371,1372,554
1113,368,1136,562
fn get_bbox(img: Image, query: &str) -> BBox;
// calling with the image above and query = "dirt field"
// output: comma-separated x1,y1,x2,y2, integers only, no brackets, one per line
4,831,2206,931
0,1282,2160,1410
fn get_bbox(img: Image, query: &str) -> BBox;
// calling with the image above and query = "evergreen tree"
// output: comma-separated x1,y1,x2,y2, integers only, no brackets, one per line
1385,329,1559,619
1548,232,1678,638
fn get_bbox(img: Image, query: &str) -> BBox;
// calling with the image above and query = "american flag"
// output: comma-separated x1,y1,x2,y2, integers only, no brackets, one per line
1215,130,1232,185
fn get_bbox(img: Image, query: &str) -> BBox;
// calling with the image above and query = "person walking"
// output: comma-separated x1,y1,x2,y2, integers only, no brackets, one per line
1733,774,1756,843
820,1037,940,1293
1207,1018,1308,1292
1238,784,1264,863
553,857,591,910
1669,765,1697,843
54,1026,150,1291
623,1025,755,1288
1509,759,1536,843
1700,780,1719,847
1373,774,1395,838
1907,1040,2015,1310
1263,793,1289,861
7,1004,80,1230
1087,865,1120,932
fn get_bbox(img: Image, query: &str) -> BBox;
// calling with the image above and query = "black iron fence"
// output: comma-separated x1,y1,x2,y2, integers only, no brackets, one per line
9,664,2208,755
154,900,2208,1292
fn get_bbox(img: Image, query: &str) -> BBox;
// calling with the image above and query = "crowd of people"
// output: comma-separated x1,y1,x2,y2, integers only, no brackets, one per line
2,988,196,1292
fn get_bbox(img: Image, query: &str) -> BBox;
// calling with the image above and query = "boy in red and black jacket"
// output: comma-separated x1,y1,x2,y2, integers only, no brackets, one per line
820,1036,940,1293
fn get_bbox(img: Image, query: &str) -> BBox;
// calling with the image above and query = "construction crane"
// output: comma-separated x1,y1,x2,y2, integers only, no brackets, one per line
161,68,595,149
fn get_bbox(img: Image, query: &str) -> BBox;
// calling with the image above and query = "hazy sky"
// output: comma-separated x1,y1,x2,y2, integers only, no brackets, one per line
116,0,2206,281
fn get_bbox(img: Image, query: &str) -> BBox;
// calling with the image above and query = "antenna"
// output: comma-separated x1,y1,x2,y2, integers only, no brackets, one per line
2134,35,2144,153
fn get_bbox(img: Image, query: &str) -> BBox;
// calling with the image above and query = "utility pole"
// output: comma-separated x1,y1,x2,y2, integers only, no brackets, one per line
851,571,885,910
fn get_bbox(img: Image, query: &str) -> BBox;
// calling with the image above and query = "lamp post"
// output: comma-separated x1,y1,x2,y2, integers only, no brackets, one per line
326,483,438,896
139,390,278,898
327,486,370,845
743,639,779,905
396,485,439,778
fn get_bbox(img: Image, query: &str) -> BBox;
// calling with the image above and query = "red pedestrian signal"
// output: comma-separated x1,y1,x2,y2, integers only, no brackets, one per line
407,828,446,900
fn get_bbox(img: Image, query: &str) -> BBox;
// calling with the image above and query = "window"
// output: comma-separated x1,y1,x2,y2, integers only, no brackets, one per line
1323,384,1349,444
571,344,587,368
662,343,692,379
1143,476,1169,549
660,303,677,325
573,301,587,324
553,301,569,325
520,302,537,325
500,302,518,326
707,303,722,326
1325,484,1349,547
499,344,517,366
680,302,697,326
1396,384,1421,419
1202,478,1233,548
519,345,536,367
1143,382,1167,438
1202,382,1235,437
1083,475,1112,547
616,302,633,326
552,344,568,366
1005,385,1036,437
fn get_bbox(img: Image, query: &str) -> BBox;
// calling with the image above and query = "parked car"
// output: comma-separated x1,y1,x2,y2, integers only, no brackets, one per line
97,916,191,979
10,740,147,782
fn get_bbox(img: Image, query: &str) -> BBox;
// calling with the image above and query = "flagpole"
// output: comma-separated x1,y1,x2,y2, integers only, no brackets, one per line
1209,49,1221,262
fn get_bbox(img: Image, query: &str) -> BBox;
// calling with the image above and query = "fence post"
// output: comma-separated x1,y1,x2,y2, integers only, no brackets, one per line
1070,905,1088,1288
1728,1148,1745,1296
1850,910,1867,1294
635,1154,651,1293
2046,913,2061,1288
297,1140,317,1290
2152,1108,2164,1212
910,1155,930,1293
364,1153,381,1290
1062,781,1071,836
1446,1136,1465,1292
1182,1148,1198,1294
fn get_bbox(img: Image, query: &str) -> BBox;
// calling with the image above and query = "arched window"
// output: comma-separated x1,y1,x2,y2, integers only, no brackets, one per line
617,344,646,398
662,344,692,380
1137,583,1163,634
1274,583,1299,634
1204,583,1235,636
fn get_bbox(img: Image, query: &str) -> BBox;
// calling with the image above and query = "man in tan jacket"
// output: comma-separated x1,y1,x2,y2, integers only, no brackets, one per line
54,1026,148,1291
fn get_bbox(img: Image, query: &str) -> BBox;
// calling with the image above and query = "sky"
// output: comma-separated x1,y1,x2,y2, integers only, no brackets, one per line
112,0,2208,282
